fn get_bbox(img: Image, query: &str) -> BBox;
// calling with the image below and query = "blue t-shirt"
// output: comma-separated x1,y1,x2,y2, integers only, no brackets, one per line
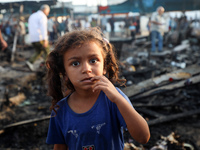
46,88,133,150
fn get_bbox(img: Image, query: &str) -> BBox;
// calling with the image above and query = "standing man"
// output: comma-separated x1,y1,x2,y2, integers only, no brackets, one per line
101,14,107,32
18,16,26,46
109,14,115,37
150,6,165,53
26,4,50,71
124,14,131,37
48,17,56,45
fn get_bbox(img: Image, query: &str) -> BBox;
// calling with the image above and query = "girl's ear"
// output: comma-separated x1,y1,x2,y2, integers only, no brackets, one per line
103,69,106,75
64,73,69,81
65,76,68,81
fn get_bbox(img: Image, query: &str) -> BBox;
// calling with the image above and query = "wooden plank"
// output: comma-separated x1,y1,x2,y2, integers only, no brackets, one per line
136,108,165,118
3,116,51,129
133,74,200,99
148,109,200,126
173,43,190,52
152,72,191,85
150,50,172,56
121,64,200,98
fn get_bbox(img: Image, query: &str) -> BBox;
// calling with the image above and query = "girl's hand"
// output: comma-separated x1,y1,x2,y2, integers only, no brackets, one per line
91,76,121,103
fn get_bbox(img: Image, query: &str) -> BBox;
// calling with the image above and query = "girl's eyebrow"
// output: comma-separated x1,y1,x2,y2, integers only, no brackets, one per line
88,54,98,57
67,56,80,61
67,54,99,61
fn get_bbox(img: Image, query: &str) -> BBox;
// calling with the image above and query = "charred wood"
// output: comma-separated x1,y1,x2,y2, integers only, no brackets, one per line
147,109,200,126
122,64,200,97
132,74,200,100
132,96,183,107
2,115,50,130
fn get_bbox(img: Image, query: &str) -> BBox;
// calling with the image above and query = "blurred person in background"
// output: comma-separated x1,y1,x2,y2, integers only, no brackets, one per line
26,4,50,71
48,17,56,45
0,29,8,51
101,14,107,32
135,16,140,34
0,29,11,62
3,21,13,39
64,16,70,33
90,18,97,27
84,18,91,29
124,14,131,37
150,6,165,53
18,16,26,46
109,14,115,37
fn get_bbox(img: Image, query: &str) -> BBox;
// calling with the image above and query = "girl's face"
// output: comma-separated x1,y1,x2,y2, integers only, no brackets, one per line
63,41,106,91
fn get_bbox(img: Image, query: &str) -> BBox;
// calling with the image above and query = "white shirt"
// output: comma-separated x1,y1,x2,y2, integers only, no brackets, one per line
84,21,91,28
28,10,48,42
151,12,165,34
101,17,107,26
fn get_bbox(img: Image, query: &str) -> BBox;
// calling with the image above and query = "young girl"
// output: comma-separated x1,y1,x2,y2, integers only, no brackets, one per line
46,27,150,150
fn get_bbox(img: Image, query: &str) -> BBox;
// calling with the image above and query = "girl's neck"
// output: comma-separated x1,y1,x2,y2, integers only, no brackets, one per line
68,90,101,114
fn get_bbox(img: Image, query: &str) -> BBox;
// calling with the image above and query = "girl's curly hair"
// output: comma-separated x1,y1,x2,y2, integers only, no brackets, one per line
46,27,125,112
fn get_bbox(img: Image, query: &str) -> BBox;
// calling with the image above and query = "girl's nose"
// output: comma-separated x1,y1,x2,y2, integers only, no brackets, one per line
82,62,92,73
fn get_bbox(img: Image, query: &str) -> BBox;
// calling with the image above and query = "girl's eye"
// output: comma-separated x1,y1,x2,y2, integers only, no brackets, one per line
72,61,80,66
90,59,97,64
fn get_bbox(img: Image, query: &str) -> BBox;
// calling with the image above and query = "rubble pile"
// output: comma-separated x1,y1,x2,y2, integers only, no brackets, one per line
119,31,200,149
0,30,200,149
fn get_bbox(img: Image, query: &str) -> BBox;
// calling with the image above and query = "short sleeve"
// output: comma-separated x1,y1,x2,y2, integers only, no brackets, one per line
46,111,65,144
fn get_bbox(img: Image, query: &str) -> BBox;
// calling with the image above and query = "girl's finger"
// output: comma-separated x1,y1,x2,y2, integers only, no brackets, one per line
91,76,108,82
93,82,107,91
93,81,107,87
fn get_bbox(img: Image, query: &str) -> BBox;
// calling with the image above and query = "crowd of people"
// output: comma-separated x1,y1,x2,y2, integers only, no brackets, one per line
0,8,142,65
0,4,197,69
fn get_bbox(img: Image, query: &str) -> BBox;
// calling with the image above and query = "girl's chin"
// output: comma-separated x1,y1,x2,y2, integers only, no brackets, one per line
79,85,94,91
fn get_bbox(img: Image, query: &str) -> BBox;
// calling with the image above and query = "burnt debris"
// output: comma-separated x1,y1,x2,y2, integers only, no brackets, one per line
1,27,200,149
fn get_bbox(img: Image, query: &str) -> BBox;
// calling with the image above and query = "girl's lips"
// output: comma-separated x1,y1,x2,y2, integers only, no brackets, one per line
81,77,93,82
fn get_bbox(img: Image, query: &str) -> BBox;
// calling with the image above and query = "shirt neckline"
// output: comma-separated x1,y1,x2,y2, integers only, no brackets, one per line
65,91,103,117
